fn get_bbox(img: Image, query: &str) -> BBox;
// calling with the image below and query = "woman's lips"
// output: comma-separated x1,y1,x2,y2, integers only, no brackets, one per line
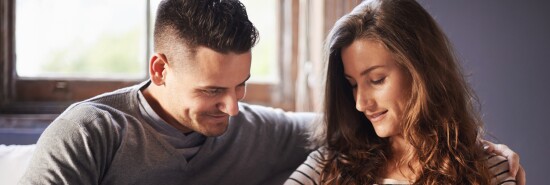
367,110,388,122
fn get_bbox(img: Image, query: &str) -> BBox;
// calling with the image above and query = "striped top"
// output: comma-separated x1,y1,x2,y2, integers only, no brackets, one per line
285,148,516,185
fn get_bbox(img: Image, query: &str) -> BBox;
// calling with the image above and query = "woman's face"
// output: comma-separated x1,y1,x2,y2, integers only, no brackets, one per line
341,39,411,138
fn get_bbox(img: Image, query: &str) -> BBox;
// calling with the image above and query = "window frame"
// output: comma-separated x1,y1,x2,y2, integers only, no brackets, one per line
1,0,150,114
0,0,288,114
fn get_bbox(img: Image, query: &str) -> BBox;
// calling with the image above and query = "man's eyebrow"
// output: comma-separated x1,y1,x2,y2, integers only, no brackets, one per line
344,65,385,79
200,74,251,89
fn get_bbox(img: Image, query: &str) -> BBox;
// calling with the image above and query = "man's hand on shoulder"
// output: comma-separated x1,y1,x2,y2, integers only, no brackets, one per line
482,140,526,185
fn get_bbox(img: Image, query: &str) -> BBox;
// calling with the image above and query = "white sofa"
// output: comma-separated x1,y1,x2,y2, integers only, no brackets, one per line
0,144,36,185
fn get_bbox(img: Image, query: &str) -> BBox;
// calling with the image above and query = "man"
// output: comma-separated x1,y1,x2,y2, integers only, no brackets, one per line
21,0,311,184
20,0,523,184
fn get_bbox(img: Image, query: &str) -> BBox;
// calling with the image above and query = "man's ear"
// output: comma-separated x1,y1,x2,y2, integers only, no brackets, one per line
149,53,169,86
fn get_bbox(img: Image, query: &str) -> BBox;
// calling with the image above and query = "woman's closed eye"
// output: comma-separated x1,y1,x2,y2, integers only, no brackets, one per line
371,77,386,85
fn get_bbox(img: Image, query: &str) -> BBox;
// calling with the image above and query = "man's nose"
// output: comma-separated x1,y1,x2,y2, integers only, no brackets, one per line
219,92,239,116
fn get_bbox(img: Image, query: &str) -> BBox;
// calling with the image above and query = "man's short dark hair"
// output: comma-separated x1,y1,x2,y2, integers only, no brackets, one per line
154,0,259,55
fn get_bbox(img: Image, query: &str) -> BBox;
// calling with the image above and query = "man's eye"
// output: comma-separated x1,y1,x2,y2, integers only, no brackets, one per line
203,89,222,96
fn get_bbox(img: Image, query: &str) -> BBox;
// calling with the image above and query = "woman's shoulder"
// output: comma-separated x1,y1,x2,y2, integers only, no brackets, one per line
484,154,517,184
309,147,328,161
284,148,328,185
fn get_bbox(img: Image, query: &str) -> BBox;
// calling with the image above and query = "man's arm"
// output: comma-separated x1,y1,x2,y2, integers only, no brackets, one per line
19,107,116,185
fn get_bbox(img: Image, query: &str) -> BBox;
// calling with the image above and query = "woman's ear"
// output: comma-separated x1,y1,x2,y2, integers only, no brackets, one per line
149,53,169,86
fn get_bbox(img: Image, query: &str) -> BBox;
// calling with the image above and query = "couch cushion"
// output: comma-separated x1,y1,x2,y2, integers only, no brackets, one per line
0,144,36,185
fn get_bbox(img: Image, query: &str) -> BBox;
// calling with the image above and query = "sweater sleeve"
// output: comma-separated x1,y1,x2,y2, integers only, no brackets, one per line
247,104,317,165
18,105,119,185
231,103,318,184
285,149,325,185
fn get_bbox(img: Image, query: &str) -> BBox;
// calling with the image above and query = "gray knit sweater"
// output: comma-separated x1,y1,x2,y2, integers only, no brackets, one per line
19,82,315,185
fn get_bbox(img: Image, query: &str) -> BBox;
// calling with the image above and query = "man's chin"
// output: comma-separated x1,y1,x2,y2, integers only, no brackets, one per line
199,120,230,137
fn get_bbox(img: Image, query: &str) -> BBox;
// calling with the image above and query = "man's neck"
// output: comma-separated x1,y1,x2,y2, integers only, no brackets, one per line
141,86,193,134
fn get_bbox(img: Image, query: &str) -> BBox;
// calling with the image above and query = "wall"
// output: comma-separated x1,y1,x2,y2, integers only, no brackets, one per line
418,1,550,183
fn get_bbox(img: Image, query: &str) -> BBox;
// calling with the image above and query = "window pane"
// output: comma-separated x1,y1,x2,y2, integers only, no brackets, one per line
16,0,147,79
240,0,279,83
148,0,278,83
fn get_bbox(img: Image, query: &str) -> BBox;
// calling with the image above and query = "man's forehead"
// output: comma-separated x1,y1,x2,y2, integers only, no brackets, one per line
194,74,251,89
177,47,251,88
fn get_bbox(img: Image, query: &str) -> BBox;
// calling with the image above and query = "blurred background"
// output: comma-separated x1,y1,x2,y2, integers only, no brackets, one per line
419,1,550,183
1,0,548,184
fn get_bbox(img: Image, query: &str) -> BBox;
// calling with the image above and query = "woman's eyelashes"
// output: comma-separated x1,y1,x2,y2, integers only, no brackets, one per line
371,77,386,85
349,76,386,89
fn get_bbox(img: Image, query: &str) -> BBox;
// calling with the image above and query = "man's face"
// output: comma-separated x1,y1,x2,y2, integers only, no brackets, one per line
160,46,251,137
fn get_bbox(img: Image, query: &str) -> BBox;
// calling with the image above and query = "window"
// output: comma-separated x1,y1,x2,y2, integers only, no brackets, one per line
1,0,281,114
240,0,279,83
16,0,148,79
1,0,149,114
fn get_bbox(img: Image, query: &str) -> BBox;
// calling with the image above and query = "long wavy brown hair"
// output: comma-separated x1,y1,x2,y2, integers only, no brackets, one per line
310,0,493,184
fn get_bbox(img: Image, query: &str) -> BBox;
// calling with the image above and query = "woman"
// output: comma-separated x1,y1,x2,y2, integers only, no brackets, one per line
287,0,518,184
